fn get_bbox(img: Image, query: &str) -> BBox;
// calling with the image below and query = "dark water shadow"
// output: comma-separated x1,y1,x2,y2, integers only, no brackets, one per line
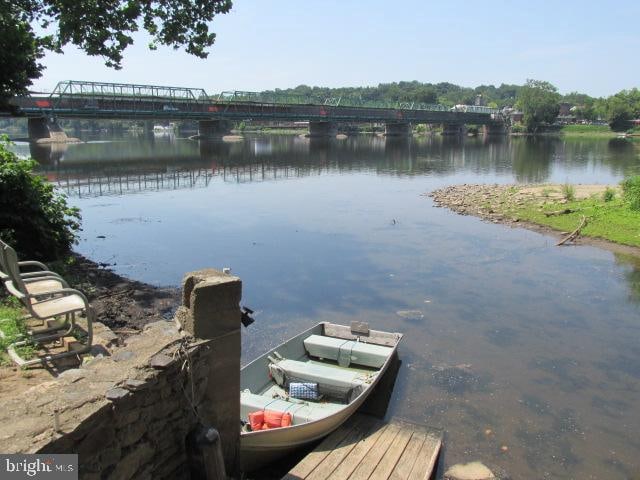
614,253,640,304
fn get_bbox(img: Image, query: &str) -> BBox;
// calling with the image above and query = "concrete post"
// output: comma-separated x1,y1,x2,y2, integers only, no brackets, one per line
143,120,154,137
198,120,232,139
308,121,337,137
176,269,242,478
442,123,467,136
28,117,69,143
483,123,507,135
384,122,412,137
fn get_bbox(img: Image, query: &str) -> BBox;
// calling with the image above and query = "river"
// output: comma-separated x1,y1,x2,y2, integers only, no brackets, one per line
15,133,640,479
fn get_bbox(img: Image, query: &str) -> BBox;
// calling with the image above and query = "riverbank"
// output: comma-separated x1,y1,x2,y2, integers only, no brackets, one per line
429,183,640,257
559,124,618,137
0,253,179,366
0,252,179,403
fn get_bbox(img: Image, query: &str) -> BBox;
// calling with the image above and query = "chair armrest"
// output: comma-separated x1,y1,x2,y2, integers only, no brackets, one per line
23,275,69,288
4,281,26,299
18,260,50,271
21,271,67,283
29,288,90,307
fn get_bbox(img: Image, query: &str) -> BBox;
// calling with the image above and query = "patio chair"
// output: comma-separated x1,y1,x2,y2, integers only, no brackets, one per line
0,241,71,335
0,239,68,296
2,245,94,367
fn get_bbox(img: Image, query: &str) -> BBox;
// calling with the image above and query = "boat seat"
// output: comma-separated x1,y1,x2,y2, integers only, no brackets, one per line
303,334,393,368
269,359,378,392
240,391,344,425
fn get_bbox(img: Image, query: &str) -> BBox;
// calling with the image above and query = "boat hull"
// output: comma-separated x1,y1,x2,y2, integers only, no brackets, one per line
240,322,401,472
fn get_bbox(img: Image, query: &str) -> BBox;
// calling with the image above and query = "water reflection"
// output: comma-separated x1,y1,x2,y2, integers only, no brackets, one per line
31,135,640,197
614,253,640,304
510,137,555,183
29,142,69,165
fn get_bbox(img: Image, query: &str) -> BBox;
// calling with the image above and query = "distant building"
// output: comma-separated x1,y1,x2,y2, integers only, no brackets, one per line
558,103,572,116
510,111,524,123
474,94,485,106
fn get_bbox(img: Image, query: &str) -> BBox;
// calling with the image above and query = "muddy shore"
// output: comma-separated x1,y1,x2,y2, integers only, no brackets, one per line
63,253,180,334
428,183,640,258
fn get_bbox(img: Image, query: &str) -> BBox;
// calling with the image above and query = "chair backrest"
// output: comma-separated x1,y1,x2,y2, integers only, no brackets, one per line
2,243,29,305
0,238,10,281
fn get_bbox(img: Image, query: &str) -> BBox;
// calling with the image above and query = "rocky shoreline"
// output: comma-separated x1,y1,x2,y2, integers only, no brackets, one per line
429,183,640,258
64,253,180,335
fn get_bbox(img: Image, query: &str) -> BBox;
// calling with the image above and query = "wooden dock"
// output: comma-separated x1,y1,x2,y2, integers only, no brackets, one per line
283,414,443,480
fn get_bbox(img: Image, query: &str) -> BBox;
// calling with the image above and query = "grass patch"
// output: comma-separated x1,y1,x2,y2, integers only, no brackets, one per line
603,187,616,202
560,124,616,137
561,183,576,201
0,299,36,366
507,197,640,247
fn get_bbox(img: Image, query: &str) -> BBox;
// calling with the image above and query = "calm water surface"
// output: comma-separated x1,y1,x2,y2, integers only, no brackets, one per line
21,134,640,479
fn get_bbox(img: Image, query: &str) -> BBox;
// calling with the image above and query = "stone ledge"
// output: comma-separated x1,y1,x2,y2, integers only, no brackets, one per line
0,321,185,453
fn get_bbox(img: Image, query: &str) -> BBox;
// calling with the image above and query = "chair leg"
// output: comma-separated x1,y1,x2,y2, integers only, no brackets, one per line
26,313,72,336
19,313,75,344
7,309,95,367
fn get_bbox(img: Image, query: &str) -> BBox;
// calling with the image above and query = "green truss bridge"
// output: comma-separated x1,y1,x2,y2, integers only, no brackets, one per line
8,80,506,140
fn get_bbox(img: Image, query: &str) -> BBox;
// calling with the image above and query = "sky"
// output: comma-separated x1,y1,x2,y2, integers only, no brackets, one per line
32,0,640,98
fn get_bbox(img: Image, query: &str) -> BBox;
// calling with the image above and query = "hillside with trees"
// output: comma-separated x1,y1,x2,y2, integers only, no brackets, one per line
261,81,522,109
261,81,640,133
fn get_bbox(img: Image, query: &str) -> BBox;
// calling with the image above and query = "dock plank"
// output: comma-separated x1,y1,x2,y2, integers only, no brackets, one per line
388,433,426,480
407,433,442,480
284,414,442,480
368,426,413,480
327,419,390,480
283,416,365,480
347,423,402,480
306,417,377,480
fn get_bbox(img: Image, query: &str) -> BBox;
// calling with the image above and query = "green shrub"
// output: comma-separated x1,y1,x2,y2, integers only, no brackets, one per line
602,187,616,202
562,183,576,201
0,299,36,365
621,176,640,210
0,138,81,261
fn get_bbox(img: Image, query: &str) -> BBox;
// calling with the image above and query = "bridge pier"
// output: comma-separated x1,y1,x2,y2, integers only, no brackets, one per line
442,123,467,136
143,120,155,137
27,117,70,143
483,123,507,135
197,120,232,139
308,121,337,138
384,122,412,137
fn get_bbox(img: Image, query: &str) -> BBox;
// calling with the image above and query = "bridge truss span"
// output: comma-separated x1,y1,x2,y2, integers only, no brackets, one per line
8,80,506,139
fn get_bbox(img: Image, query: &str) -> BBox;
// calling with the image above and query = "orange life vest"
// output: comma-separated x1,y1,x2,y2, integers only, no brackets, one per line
248,410,292,431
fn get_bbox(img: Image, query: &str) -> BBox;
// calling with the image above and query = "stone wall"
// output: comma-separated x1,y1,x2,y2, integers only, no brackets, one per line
0,269,242,480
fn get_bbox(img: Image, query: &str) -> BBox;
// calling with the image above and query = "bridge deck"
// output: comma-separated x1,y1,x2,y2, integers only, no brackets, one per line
7,80,502,125
283,414,442,480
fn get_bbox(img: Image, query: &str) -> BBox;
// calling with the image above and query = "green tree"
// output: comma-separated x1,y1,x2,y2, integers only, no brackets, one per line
607,95,633,132
0,0,232,109
0,138,81,260
0,4,44,109
516,79,561,133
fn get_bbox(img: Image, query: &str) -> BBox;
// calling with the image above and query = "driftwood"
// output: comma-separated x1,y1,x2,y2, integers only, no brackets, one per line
545,208,575,217
557,215,587,246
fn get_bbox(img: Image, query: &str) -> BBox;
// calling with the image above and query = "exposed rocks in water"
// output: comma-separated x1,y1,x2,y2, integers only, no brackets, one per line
396,309,424,321
444,461,495,480
428,184,522,225
431,363,491,395
427,183,640,258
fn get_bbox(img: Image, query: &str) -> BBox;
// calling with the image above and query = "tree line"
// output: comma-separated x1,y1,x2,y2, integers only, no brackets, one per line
262,81,640,132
